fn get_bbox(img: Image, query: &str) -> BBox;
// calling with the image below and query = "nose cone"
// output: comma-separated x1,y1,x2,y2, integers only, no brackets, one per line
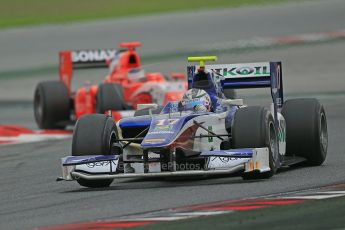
141,117,186,148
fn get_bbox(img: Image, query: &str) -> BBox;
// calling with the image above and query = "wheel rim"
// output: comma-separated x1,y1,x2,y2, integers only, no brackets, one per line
268,121,278,168
34,91,43,122
320,113,328,152
109,130,118,155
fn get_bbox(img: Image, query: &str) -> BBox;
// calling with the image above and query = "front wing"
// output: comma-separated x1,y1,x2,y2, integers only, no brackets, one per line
59,148,270,181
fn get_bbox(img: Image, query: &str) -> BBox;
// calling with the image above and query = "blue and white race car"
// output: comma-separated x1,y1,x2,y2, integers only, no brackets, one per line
59,56,328,188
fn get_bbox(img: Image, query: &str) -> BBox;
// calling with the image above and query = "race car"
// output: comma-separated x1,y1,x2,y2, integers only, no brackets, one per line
33,42,187,129
58,56,328,188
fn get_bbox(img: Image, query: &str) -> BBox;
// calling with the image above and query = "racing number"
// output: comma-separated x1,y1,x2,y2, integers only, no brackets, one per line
156,119,179,126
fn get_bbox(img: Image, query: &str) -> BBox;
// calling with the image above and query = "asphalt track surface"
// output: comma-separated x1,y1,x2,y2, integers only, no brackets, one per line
0,0,345,229
136,196,345,230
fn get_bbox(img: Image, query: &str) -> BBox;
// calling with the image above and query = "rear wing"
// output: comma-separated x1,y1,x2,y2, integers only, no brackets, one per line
187,62,283,109
59,49,118,94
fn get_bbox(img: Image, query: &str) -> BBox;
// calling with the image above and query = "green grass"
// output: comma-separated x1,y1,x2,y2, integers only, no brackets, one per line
0,0,296,28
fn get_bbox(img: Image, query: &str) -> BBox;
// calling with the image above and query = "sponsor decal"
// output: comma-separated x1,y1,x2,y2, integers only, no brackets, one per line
150,131,174,134
270,62,283,109
207,62,270,78
207,156,246,169
276,98,283,108
86,161,111,168
154,125,173,132
169,102,179,113
216,157,239,162
275,64,283,108
278,119,286,143
187,66,196,86
144,138,165,143
148,152,160,159
72,49,117,63
156,119,179,126
278,131,285,143
207,126,213,142
276,64,281,90
150,119,179,134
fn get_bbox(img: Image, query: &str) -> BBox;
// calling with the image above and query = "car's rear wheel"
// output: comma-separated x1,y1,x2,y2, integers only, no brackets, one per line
34,81,70,129
232,106,279,179
282,98,327,165
96,83,125,114
72,114,120,188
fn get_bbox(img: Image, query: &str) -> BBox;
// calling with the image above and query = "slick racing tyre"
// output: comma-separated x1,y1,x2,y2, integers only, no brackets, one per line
72,114,121,188
232,106,279,179
96,83,125,114
282,98,328,165
34,81,70,129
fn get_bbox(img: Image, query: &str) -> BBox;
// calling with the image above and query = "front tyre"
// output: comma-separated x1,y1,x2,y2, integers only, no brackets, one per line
72,114,119,188
232,106,279,179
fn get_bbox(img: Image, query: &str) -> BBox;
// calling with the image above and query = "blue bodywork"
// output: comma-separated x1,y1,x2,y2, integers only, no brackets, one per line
119,111,207,148
201,149,253,158
141,113,201,148
119,62,283,150
63,155,119,166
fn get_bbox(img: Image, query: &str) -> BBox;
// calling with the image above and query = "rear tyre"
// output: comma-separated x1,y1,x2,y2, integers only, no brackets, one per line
96,83,125,114
34,81,70,129
72,114,120,188
232,106,279,179
282,98,327,165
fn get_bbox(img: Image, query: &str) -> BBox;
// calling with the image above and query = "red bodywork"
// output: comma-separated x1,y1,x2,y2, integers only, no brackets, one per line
59,42,186,120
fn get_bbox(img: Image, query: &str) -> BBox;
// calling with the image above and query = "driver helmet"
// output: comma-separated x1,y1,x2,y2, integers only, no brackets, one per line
128,68,146,82
181,89,211,112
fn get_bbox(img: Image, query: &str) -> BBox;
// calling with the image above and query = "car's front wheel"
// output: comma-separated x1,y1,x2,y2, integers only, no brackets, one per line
232,106,279,179
72,114,120,188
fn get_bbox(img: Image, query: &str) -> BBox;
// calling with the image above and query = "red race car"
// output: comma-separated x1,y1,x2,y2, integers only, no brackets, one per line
34,42,187,129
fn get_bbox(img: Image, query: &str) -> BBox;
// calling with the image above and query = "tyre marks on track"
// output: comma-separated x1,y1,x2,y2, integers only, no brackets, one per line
38,183,345,230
